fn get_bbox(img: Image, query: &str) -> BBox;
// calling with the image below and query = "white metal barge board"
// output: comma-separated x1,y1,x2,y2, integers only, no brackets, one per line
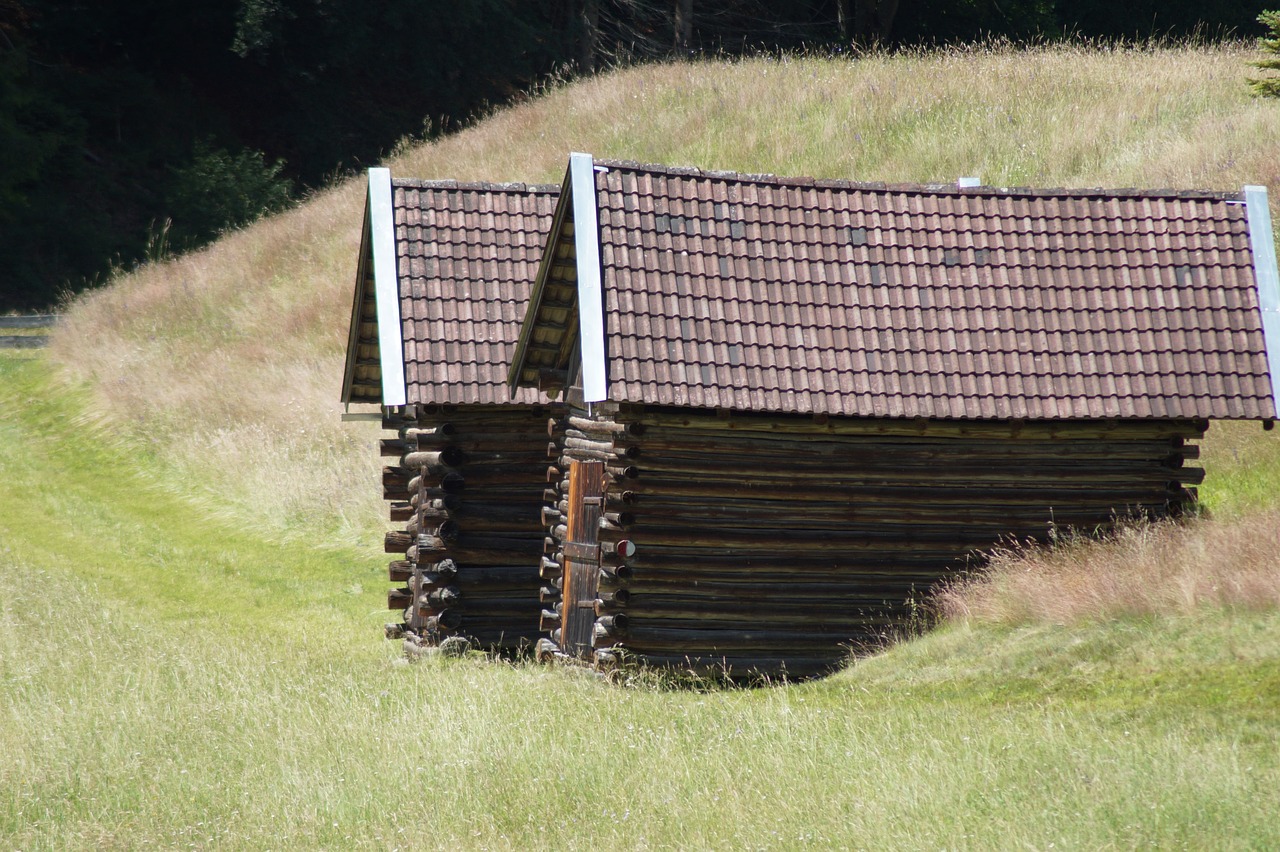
1246,185,1280,416
571,152,608,403
368,167,407,407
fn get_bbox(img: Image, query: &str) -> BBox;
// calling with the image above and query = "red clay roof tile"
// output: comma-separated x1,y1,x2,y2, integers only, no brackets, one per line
585,159,1275,419
393,179,558,405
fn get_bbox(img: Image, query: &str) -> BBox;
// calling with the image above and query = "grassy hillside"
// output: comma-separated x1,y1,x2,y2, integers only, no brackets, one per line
8,45,1280,846
3,351,1279,849
46,43,1280,543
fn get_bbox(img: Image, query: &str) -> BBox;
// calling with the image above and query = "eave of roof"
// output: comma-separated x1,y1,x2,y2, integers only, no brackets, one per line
508,162,580,393
1245,185,1280,412
340,168,406,407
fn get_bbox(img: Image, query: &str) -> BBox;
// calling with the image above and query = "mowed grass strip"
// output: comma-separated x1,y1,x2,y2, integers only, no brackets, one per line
4,355,1280,849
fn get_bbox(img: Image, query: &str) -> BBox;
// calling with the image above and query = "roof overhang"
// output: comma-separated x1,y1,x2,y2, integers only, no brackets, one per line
508,152,608,401
1245,184,1280,418
570,153,608,402
340,168,406,407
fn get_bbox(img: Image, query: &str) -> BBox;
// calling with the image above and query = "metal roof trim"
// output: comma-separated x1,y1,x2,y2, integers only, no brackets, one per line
1246,185,1280,418
369,167,407,407
571,153,608,403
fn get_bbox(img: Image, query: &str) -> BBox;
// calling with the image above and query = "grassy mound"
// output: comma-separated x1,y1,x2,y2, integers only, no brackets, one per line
3,354,1279,848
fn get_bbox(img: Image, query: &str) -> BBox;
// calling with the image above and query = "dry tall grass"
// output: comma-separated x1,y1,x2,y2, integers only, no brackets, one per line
936,512,1280,625
48,44,1280,542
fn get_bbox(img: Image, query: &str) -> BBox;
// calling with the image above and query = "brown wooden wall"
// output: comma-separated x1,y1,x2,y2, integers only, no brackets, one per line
537,404,1206,678
381,404,556,651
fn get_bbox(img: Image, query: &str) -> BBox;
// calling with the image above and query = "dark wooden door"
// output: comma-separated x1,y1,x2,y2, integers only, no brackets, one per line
561,460,605,657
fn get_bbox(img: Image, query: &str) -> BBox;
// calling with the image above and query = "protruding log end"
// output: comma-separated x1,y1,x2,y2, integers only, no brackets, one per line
424,609,463,632
602,539,637,559
596,588,631,608
384,530,414,553
425,586,462,608
403,422,455,441
434,520,460,542
593,614,629,647
388,587,413,610
439,635,471,657
598,564,632,587
388,560,413,582
430,558,459,581
539,609,562,632
380,438,409,458
535,638,560,663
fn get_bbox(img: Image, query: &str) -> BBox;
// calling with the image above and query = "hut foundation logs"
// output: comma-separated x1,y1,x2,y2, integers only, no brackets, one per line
535,406,1206,678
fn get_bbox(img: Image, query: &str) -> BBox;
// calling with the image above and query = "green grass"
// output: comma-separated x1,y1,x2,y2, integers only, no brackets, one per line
4,352,1279,848
1200,419,1280,517
11,44,1280,848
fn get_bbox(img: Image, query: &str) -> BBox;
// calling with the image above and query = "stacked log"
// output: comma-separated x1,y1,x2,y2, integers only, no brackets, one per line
537,404,1205,679
382,404,556,652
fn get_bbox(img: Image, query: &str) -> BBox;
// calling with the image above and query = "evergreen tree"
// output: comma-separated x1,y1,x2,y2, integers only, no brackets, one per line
1251,10,1280,98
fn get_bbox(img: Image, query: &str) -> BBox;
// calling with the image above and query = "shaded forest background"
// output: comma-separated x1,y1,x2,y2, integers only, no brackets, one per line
0,0,1266,310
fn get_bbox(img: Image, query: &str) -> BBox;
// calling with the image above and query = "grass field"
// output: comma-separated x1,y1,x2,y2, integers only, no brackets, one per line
5,42,1280,848
4,352,1279,849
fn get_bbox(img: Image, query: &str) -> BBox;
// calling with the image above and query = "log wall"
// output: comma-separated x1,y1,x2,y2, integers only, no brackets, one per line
537,404,1206,678
381,403,556,651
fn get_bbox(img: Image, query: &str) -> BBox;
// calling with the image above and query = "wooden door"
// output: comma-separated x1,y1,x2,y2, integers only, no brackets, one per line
561,460,605,657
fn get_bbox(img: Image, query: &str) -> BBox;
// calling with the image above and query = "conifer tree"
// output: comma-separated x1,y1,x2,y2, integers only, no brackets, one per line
1250,10,1280,97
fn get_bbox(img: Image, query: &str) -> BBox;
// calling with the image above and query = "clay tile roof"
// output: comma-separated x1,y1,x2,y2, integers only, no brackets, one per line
583,158,1276,420
393,179,559,405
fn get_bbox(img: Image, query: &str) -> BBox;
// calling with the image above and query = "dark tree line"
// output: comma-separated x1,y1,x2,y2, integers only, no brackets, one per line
0,0,1265,310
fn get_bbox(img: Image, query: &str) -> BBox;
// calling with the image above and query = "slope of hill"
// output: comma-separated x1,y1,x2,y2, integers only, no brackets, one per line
47,43,1280,543
3,352,1279,848
8,45,1280,847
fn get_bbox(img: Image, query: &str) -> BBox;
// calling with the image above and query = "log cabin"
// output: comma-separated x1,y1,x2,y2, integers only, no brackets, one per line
341,169,560,651
508,154,1280,678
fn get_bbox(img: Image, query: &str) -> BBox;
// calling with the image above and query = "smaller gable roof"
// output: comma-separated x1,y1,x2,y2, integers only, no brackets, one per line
342,171,559,406
512,157,1279,421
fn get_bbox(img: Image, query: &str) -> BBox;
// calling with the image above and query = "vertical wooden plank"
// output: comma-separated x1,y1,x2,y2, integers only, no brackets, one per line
561,460,605,656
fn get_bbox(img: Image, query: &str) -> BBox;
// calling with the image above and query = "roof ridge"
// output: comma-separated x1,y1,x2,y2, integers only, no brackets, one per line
589,157,1244,201
391,177,562,194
